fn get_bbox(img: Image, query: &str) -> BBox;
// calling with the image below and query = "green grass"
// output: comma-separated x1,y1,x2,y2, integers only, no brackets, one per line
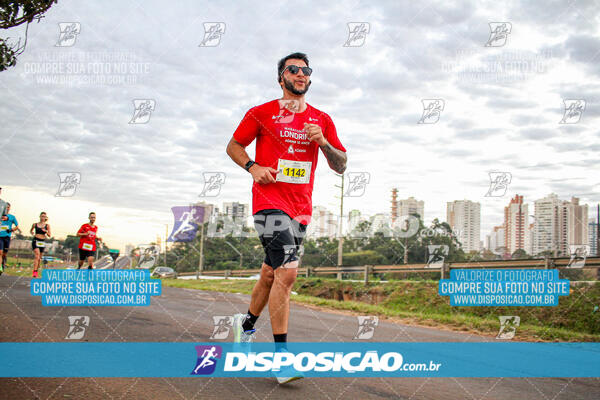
1,265,39,277
163,277,600,342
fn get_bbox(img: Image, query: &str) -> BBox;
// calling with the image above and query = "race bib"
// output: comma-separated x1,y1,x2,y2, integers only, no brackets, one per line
82,243,93,251
276,159,312,184
0,226,7,231
36,241,45,248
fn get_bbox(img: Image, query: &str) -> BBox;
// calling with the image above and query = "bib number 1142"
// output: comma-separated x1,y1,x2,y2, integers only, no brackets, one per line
284,167,305,178
276,159,312,184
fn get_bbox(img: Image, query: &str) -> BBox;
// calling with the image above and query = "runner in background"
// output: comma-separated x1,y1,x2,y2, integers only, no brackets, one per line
77,212,102,269
0,187,7,218
0,203,21,275
30,212,51,278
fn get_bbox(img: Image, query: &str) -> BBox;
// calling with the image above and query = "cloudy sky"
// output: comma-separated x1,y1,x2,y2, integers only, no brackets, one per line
0,0,599,250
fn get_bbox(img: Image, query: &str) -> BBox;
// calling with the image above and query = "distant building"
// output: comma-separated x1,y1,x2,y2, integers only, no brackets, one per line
486,225,505,254
370,213,390,233
391,195,424,220
125,244,134,256
504,195,529,255
533,194,589,256
526,223,534,255
589,218,598,256
347,209,362,233
446,200,481,252
391,189,399,223
533,193,561,256
558,197,588,256
221,201,249,227
496,226,506,250
309,206,337,238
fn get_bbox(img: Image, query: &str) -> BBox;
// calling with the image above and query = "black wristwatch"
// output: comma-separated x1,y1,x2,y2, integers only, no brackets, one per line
244,160,256,172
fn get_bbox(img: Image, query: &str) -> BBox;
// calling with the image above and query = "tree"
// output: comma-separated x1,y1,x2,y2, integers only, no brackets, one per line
511,249,529,260
481,249,498,260
408,217,465,264
62,235,79,253
1,1,58,71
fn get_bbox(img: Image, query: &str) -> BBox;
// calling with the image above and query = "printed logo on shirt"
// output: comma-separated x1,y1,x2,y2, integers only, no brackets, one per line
273,99,300,124
280,128,308,141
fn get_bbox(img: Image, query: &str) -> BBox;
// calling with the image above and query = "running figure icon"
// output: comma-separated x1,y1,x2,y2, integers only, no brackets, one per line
193,346,218,374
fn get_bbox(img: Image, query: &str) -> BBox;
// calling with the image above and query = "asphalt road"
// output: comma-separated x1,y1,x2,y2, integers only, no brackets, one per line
1,274,598,400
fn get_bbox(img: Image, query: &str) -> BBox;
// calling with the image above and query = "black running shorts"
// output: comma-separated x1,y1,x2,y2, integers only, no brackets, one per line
78,248,95,261
253,209,307,269
31,239,46,253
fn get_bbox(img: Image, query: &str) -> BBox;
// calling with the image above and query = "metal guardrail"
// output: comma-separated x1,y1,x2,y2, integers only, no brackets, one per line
177,257,600,283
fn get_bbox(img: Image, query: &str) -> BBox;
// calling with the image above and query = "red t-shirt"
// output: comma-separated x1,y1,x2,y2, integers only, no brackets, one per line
233,99,346,224
78,224,98,251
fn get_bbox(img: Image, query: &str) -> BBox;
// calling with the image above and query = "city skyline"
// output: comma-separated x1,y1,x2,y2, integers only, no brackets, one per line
2,187,597,255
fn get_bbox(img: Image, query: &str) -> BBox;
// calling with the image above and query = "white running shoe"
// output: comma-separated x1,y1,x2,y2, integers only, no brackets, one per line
274,365,304,384
273,348,304,384
232,313,255,343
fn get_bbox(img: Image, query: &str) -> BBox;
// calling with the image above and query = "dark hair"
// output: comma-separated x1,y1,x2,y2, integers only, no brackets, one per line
277,52,309,83
6,202,10,206
89,212,96,217
40,211,47,216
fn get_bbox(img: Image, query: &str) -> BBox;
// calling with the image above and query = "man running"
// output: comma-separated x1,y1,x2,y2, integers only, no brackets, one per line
226,52,347,384
76,212,102,269
0,187,8,221
0,203,21,275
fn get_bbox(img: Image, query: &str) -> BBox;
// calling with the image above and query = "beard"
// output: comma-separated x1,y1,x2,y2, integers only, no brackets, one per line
283,76,311,95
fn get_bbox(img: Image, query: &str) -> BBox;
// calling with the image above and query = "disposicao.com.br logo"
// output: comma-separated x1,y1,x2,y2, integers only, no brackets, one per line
223,350,441,373
189,343,442,377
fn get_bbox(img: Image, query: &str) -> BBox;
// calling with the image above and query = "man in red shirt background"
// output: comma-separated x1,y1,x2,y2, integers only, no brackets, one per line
226,52,347,383
77,212,102,269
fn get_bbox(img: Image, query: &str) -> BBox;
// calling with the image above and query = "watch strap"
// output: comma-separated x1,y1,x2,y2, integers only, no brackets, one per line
244,160,256,171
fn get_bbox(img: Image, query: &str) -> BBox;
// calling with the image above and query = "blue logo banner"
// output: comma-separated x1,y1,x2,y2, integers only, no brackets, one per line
439,269,570,306
1,342,598,378
30,269,161,306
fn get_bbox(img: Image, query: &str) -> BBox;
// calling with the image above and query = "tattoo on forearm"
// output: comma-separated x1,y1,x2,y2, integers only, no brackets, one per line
320,143,347,174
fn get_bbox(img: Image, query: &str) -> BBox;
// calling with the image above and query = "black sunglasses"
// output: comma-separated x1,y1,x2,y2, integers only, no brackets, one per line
281,65,312,77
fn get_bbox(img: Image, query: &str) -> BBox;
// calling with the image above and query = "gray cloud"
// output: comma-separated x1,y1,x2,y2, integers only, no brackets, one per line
0,0,599,243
